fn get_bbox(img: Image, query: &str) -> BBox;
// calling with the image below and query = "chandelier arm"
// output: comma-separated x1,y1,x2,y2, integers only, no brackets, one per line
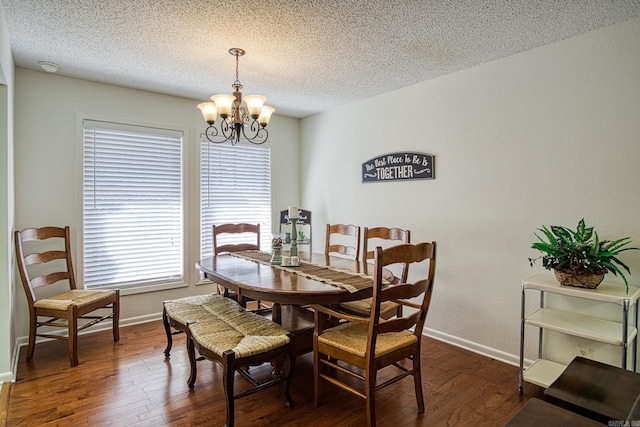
240,120,268,145
204,125,224,144
220,119,235,141
203,120,237,144
248,118,261,135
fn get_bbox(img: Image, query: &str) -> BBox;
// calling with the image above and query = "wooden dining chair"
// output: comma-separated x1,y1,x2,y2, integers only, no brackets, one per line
15,226,120,367
213,223,261,255
312,242,437,427
325,223,361,260
363,227,411,283
213,223,267,310
339,226,411,318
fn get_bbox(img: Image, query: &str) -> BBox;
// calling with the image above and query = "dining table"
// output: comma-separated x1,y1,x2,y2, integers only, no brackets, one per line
196,250,394,354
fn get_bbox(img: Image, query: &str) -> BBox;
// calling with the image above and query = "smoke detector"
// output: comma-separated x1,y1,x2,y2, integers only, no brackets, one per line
38,61,59,73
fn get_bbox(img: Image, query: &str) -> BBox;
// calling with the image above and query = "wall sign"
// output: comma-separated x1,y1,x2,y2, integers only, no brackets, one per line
362,152,435,183
279,209,311,225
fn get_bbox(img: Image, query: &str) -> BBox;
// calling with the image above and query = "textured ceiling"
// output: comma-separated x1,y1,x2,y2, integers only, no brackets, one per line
2,1,640,118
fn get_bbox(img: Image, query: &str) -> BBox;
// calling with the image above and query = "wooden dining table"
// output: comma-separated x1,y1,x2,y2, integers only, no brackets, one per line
196,251,391,354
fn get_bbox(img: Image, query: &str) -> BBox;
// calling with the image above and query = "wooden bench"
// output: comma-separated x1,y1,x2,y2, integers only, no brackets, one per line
163,294,217,358
163,294,296,427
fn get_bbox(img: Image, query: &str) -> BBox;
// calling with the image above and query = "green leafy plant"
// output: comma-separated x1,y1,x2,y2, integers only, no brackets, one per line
529,219,639,293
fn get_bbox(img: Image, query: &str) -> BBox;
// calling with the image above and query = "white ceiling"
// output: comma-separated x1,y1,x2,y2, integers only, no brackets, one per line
2,1,639,118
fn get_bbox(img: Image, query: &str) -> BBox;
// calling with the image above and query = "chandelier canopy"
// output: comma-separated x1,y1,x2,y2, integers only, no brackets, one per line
197,48,275,145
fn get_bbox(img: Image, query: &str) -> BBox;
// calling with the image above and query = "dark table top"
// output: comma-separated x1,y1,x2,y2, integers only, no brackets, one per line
196,252,388,306
544,356,640,423
505,398,602,427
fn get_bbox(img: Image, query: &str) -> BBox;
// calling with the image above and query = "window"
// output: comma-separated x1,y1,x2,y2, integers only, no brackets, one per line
83,120,184,289
200,138,272,257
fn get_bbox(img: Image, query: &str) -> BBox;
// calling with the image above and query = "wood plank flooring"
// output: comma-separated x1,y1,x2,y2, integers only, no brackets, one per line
6,321,543,426
0,381,10,427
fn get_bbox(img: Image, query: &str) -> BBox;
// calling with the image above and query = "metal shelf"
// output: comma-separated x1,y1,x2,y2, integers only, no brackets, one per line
519,273,640,394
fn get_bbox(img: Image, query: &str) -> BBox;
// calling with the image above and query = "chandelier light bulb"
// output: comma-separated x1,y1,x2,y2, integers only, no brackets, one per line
197,102,217,124
210,94,235,118
243,95,267,118
257,106,275,127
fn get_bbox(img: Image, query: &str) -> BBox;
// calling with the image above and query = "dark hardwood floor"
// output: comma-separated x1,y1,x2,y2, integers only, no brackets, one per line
7,321,543,426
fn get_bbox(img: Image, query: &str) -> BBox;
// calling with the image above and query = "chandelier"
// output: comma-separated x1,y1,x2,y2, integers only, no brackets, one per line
197,48,275,145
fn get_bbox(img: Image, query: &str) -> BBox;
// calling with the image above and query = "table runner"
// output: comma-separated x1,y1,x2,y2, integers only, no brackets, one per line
229,251,381,293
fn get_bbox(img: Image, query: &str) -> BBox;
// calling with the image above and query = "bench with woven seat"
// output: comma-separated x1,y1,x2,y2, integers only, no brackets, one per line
163,294,296,427
163,294,219,357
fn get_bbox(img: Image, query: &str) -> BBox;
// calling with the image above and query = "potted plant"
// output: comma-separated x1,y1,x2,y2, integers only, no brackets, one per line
529,219,639,293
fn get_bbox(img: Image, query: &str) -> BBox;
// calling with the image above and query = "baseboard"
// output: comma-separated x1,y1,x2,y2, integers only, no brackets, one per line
78,312,162,333
423,327,523,367
0,338,20,383
0,373,13,384
5,338,23,383
15,312,162,345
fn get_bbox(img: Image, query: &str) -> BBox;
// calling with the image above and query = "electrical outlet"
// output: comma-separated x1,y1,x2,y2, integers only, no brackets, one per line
577,345,592,358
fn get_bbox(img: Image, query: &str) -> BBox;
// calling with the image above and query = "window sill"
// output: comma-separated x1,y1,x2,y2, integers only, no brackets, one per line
195,278,214,286
119,281,189,296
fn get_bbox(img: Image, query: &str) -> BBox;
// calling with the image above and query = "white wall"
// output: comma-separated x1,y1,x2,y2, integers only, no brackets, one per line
0,2,15,382
300,18,640,367
12,70,300,341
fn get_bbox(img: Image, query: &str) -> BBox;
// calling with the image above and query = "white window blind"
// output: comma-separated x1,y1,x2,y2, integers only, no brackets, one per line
200,138,272,257
83,120,184,289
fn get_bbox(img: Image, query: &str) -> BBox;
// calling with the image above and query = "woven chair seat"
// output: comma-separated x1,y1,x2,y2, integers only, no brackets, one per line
318,321,417,358
338,298,399,317
33,289,118,311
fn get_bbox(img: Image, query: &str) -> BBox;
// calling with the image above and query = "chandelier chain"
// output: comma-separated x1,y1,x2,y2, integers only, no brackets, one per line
234,51,242,89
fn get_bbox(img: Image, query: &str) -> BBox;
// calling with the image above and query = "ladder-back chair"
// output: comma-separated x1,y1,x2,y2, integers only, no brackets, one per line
15,226,120,367
312,242,437,427
363,226,411,283
339,226,411,318
325,223,361,260
213,223,266,309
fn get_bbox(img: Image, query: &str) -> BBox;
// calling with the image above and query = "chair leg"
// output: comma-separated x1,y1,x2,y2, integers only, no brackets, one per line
112,291,120,342
413,351,425,413
187,336,197,390
284,338,296,408
26,314,37,362
365,369,377,427
237,295,248,308
217,283,226,296
223,350,236,427
313,349,321,407
68,308,79,367
162,306,173,357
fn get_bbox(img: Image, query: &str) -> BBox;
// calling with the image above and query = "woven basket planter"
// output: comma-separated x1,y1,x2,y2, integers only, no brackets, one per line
554,268,607,289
